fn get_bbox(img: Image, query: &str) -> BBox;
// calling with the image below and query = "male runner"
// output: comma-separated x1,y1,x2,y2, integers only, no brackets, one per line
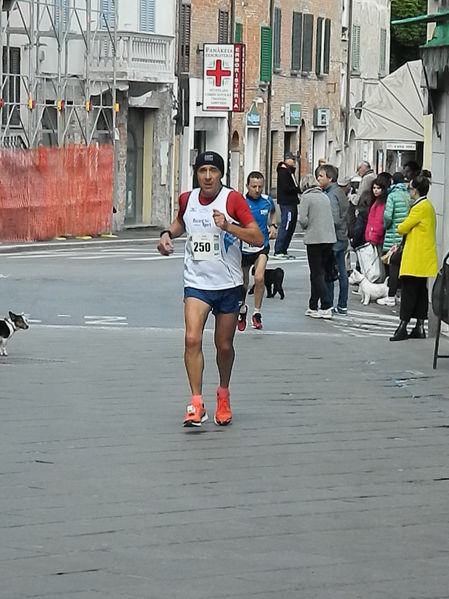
157,151,263,427
238,171,277,331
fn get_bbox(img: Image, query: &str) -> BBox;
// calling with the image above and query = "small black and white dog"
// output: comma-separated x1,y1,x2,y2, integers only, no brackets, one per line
0,311,29,356
249,267,285,300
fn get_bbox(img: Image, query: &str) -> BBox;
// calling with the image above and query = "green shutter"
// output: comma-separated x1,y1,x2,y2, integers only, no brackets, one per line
235,22,243,43
291,12,302,71
302,13,313,72
260,26,272,82
315,17,323,76
273,7,281,70
323,19,331,74
352,25,360,71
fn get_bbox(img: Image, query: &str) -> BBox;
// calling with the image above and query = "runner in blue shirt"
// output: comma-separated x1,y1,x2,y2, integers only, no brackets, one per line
237,171,277,331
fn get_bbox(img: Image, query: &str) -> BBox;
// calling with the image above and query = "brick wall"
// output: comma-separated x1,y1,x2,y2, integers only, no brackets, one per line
187,0,343,194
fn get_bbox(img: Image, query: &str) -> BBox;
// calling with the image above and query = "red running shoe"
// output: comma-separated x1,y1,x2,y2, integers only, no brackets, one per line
237,304,248,332
183,398,208,427
214,388,232,426
251,312,263,329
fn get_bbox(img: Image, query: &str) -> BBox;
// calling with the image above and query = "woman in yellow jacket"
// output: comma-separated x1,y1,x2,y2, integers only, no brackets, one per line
390,175,438,341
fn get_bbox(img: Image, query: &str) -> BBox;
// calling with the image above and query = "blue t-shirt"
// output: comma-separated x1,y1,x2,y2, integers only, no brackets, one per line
242,193,275,254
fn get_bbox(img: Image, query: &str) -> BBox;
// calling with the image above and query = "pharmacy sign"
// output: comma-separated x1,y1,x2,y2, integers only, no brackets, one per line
203,43,245,112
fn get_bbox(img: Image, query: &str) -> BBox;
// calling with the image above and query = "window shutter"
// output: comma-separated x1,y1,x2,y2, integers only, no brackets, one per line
315,17,323,76
2,46,20,126
323,19,331,74
351,24,361,71
179,3,191,73
301,13,313,72
379,28,387,74
235,22,243,43
55,0,70,28
291,12,302,72
273,7,281,70
218,10,229,43
260,26,272,82
140,0,155,33
101,0,115,28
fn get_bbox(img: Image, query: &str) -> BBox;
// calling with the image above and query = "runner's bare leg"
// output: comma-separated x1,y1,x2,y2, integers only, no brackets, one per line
184,298,211,395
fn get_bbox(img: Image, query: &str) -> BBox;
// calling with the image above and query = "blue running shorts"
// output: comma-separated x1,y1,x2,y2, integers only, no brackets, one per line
184,286,244,315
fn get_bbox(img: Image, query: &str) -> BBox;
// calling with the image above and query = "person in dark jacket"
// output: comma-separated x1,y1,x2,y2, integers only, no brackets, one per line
377,172,411,307
402,160,421,183
273,151,300,259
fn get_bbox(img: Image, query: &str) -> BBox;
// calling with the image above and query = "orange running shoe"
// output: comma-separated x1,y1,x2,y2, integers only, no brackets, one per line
183,398,208,427
214,388,232,426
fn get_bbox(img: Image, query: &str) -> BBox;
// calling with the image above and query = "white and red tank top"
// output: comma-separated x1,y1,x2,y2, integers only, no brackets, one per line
182,187,243,290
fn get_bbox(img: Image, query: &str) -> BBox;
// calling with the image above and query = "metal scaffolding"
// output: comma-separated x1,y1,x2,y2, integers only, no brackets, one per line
0,0,118,147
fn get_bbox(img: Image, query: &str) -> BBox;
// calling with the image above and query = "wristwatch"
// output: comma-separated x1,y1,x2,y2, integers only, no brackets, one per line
160,229,173,239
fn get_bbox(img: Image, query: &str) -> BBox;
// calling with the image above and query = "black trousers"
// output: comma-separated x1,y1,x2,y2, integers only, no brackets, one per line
275,204,298,254
400,276,429,322
385,261,400,297
306,243,333,310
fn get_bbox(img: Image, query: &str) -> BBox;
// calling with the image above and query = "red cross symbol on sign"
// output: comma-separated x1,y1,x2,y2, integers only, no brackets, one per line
206,59,232,86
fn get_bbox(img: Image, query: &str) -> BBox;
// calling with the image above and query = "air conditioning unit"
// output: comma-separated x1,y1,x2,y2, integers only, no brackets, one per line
314,108,330,127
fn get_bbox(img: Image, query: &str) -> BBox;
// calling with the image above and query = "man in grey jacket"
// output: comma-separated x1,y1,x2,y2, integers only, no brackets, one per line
298,174,336,319
356,161,376,207
317,164,349,314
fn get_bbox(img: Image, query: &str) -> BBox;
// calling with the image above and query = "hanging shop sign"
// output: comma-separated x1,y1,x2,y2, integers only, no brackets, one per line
285,103,301,127
203,43,245,112
247,102,261,126
386,142,417,151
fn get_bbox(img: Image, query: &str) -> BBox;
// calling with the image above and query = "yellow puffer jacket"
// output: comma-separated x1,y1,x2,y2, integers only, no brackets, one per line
397,197,438,278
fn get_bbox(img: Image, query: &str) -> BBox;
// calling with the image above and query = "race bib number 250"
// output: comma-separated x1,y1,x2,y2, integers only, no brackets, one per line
190,233,221,261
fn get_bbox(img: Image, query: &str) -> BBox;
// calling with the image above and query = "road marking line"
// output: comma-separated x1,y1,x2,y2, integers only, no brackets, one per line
85,316,128,326
29,323,344,337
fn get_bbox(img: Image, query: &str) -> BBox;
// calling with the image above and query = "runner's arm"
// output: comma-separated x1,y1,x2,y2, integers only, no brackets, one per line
268,200,277,239
157,218,185,255
213,209,264,246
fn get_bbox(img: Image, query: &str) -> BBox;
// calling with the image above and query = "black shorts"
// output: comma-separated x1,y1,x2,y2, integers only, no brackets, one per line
241,246,270,267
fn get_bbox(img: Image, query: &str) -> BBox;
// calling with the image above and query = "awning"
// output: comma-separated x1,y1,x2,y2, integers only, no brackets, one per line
356,60,424,143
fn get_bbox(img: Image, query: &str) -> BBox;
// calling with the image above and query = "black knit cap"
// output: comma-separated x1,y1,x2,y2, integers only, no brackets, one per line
194,151,225,176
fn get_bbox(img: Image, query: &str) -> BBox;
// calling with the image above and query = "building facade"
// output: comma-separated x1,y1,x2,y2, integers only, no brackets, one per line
0,0,176,229
343,0,392,175
175,0,343,199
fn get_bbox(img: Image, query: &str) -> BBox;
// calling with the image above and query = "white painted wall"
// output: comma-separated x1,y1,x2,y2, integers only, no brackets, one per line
4,0,176,78
427,0,449,260
343,0,391,172
178,77,229,191
119,0,175,35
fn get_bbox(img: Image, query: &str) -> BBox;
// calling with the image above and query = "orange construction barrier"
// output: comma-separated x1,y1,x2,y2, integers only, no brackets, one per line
0,144,113,242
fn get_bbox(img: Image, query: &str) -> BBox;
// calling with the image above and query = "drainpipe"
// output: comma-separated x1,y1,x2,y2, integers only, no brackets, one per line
226,0,236,187
344,0,353,156
265,0,274,195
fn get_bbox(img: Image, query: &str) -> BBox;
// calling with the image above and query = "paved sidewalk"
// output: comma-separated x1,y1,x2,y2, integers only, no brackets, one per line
1,324,449,598
0,227,162,253
0,228,306,254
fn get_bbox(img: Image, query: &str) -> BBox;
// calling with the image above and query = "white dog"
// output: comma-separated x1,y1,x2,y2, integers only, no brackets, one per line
349,269,388,306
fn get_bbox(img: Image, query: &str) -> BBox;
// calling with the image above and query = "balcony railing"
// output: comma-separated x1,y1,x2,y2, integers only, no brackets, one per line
91,32,174,84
